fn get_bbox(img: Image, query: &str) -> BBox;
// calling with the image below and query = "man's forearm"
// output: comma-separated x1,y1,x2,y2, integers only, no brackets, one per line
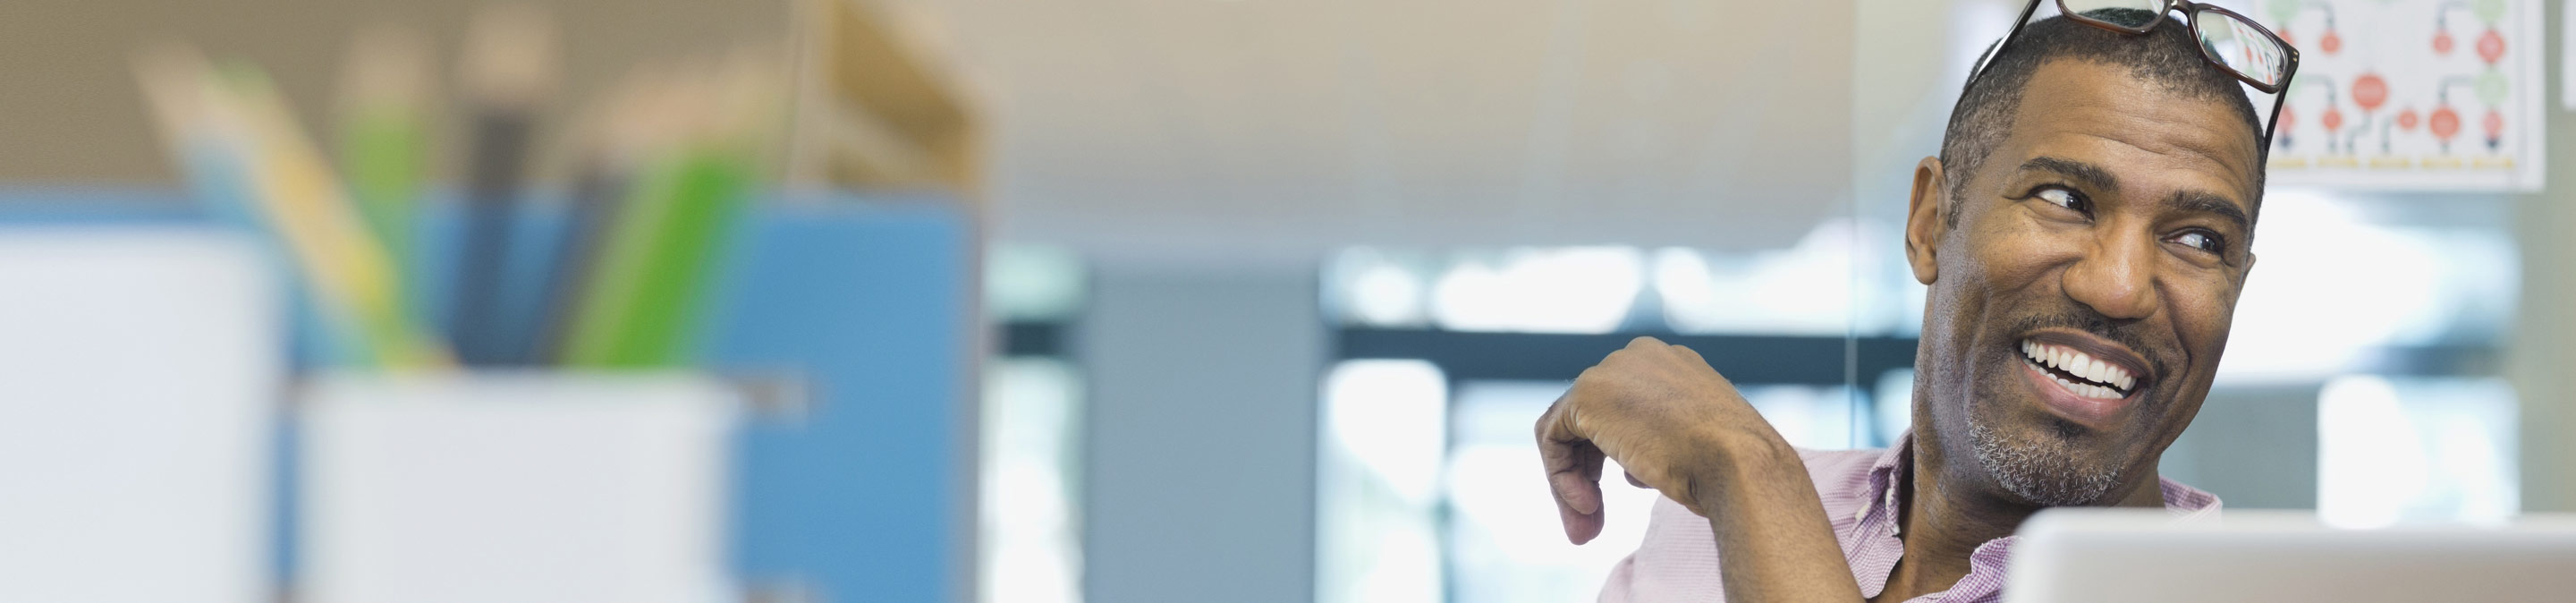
1696,441,1867,602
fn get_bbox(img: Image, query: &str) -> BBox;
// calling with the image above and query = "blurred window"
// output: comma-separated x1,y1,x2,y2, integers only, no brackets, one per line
1443,381,1653,603
1317,360,1450,603
2318,375,2519,528
980,245,1086,603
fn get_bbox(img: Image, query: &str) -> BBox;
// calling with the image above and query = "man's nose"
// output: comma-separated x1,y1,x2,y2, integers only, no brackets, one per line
2061,231,2160,320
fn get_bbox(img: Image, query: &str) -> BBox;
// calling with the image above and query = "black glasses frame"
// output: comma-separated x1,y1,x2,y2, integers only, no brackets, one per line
1969,0,2301,147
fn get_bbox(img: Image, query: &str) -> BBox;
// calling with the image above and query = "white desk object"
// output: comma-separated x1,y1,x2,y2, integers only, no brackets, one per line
301,373,739,603
2006,508,2576,602
0,229,280,603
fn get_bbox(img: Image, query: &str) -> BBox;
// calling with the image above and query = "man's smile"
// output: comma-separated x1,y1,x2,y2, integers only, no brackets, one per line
2014,331,2156,429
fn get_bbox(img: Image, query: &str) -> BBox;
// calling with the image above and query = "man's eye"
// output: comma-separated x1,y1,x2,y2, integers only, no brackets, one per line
2033,186,2088,214
2171,230,2224,254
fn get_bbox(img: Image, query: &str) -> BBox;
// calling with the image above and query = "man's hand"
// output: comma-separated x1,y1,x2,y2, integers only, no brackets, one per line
1537,336,1867,601
1535,336,1796,544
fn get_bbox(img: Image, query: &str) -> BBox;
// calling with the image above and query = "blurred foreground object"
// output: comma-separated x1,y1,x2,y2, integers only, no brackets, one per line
301,374,738,603
113,0,988,598
135,46,451,369
0,229,281,603
450,4,558,366
131,8,800,370
2007,508,2576,602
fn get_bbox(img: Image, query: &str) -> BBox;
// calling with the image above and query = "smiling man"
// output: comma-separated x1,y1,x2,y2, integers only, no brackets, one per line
1535,8,2290,603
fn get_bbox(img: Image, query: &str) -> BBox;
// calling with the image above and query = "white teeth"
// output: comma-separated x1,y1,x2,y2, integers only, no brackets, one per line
2021,339,2138,396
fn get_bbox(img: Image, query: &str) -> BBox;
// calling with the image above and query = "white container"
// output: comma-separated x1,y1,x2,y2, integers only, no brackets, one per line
0,230,278,603
300,373,740,603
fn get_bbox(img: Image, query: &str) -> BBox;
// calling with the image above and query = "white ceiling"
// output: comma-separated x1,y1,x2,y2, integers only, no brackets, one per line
885,0,1861,263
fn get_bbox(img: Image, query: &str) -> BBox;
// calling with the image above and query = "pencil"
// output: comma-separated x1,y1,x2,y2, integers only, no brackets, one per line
534,69,662,365
134,46,257,231
452,4,555,366
563,60,774,367
335,26,430,291
212,62,453,369
138,45,370,367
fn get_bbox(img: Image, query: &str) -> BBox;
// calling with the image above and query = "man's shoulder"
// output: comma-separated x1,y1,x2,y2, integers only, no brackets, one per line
1795,446,1890,486
1796,446,1885,466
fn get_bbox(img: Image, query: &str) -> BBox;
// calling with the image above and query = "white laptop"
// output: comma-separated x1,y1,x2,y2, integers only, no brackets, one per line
2006,508,2576,602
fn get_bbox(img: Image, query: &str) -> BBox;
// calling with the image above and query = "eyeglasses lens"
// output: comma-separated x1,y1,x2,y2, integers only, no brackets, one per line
2194,10,2289,88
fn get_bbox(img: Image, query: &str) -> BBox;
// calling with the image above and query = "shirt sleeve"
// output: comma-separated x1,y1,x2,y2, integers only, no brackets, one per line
1596,446,1890,603
1596,496,1727,603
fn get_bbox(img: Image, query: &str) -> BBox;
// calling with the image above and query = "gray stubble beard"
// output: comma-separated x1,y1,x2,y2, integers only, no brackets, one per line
1968,420,2123,506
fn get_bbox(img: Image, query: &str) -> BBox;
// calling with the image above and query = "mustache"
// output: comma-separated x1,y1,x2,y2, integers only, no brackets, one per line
2000,310,2171,380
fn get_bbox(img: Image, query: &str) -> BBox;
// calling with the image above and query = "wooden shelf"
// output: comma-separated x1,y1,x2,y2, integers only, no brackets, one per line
786,0,981,199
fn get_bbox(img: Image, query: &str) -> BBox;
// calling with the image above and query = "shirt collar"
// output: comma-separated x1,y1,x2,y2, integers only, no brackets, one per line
1843,433,2223,602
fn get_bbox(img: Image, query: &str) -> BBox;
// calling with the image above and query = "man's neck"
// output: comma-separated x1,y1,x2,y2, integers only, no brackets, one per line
1873,436,2163,602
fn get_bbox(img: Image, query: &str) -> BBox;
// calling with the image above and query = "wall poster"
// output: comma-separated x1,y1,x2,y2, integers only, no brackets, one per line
2252,0,2545,191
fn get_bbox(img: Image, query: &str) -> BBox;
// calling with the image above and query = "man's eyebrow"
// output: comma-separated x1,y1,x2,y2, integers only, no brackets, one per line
2020,155,2254,230
2015,156,2120,193
2162,190,2252,233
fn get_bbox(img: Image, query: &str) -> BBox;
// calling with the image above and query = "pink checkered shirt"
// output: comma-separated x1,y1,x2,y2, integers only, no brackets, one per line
1597,432,2222,602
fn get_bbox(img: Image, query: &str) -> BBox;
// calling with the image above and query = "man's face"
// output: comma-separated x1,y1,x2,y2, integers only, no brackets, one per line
1906,59,2260,506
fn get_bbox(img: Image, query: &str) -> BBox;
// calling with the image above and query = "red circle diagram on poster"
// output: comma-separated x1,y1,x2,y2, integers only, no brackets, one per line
2352,74,2389,112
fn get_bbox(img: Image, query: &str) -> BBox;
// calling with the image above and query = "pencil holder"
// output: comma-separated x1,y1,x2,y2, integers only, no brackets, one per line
297,371,741,603
398,196,979,600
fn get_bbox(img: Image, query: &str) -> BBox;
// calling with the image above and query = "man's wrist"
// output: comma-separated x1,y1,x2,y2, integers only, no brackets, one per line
1684,429,1805,513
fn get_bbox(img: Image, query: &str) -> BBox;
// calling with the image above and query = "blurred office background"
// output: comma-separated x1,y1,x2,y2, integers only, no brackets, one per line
0,0,2568,602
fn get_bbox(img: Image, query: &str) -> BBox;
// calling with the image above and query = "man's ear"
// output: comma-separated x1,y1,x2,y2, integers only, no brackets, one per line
1904,156,1949,285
